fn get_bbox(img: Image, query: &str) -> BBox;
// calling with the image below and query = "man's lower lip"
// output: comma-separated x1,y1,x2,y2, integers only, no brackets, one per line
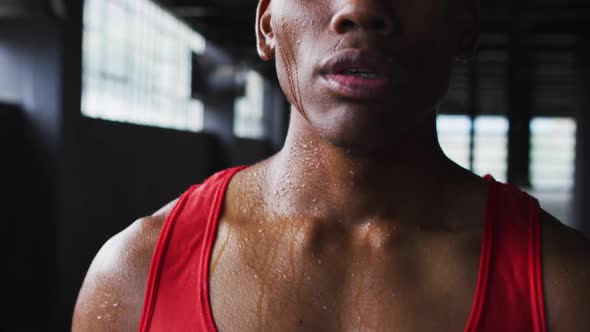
323,74,390,99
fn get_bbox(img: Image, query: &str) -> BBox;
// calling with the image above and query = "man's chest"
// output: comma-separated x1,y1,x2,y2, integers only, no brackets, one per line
208,219,483,331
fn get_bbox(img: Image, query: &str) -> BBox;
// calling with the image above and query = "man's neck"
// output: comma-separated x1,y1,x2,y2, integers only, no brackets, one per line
263,110,472,227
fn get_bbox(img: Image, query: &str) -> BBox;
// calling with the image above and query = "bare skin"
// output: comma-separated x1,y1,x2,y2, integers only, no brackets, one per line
72,0,590,331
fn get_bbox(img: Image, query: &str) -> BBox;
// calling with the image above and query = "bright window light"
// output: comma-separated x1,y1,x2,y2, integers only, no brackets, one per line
530,117,576,191
438,114,508,181
473,116,508,182
82,0,205,132
437,114,472,170
234,70,265,139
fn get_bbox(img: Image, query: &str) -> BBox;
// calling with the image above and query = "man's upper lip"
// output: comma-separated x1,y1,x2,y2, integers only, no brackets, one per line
319,49,392,75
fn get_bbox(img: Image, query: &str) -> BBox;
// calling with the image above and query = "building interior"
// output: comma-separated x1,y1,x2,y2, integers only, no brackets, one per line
1,0,589,330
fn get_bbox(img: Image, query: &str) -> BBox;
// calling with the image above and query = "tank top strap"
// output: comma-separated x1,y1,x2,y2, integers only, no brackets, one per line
139,166,247,332
466,175,547,332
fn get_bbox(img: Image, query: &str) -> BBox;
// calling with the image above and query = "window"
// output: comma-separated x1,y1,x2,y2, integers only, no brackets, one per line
82,0,205,131
0,45,20,104
234,70,265,139
437,115,472,170
438,50,509,181
527,117,577,225
530,117,576,191
437,115,508,181
473,116,508,182
438,37,581,227
528,46,581,226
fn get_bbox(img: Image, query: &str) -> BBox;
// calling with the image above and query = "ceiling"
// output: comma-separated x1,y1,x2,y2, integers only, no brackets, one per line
157,0,590,49
156,0,590,82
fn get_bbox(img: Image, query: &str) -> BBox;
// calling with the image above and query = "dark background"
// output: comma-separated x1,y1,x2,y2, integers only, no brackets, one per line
1,0,589,330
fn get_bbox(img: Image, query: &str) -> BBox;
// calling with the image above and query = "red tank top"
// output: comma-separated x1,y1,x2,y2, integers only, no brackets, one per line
138,166,547,332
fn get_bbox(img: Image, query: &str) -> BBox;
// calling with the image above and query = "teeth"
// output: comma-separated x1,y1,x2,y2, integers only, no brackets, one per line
344,70,379,78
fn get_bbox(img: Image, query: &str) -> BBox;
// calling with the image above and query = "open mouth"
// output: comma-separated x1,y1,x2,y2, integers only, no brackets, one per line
340,69,383,79
318,49,394,99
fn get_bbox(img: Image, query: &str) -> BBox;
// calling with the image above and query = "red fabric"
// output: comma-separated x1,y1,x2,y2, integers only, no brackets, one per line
465,175,547,332
139,166,247,332
139,169,547,332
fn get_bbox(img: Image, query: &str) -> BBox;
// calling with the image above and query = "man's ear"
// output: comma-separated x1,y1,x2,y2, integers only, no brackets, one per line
256,0,275,61
456,0,479,62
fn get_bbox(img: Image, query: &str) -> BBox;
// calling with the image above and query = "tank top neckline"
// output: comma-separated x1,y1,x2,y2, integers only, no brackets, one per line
203,167,496,332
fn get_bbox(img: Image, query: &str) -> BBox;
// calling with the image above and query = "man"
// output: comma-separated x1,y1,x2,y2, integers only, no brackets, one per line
73,0,590,331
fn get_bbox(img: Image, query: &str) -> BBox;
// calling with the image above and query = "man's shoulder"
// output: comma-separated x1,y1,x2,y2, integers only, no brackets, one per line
104,197,180,276
72,198,179,331
541,210,590,332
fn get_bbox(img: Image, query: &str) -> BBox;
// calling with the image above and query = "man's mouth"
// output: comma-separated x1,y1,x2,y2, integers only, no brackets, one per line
319,49,393,99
